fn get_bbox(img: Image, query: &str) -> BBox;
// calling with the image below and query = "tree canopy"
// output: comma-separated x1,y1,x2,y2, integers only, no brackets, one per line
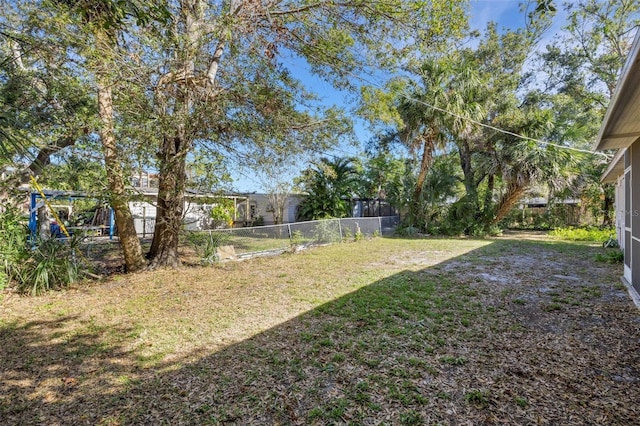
1,0,636,276
355,0,639,234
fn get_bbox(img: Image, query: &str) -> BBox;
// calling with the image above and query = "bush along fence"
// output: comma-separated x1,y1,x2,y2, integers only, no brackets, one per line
183,216,400,262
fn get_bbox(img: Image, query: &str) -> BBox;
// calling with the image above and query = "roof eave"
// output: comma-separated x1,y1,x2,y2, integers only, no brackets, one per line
594,30,640,152
600,148,626,184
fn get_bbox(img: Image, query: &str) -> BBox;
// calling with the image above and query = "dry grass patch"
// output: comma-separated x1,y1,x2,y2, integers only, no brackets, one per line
1,234,638,425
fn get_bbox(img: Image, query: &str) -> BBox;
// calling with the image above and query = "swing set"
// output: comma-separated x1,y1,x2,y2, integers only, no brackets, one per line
27,176,116,242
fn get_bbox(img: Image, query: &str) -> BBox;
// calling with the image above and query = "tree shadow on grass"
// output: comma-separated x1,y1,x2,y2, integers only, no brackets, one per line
2,238,639,425
0,316,138,424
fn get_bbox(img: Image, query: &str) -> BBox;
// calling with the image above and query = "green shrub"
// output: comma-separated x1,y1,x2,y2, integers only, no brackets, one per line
487,225,503,237
342,227,353,242
209,198,236,227
0,206,29,290
594,249,624,264
396,225,420,236
290,230,304,246
313,220,341,243
548,226,614,242
185,231,230,265
0,206,90,295
500,204,578,230
17,237,82,295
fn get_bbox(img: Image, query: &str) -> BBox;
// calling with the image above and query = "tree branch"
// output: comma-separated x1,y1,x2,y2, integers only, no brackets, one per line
268,2,325,16
0,133,80,201
206,40,225,87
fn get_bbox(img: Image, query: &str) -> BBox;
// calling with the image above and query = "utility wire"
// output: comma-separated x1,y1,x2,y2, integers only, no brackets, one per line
399,91,613,159
300,44,614,161
2,16,613,164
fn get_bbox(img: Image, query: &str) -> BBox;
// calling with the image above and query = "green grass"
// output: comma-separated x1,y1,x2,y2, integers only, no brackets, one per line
515,396,529,408
465,389,491,408
548,226,614,242
439,355,466,366
0,234,636,425
595,249,624,263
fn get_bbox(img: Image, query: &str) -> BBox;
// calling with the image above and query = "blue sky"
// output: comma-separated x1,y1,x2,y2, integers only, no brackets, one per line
471,0,529,30
231,1,570,192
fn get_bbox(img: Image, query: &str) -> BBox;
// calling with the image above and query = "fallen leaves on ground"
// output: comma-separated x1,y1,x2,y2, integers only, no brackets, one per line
1,233,638,425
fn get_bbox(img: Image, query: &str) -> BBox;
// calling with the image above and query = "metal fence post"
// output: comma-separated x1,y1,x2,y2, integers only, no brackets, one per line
109,207,115,240
287,223,292,242
337,218,343,240
379,216,382,235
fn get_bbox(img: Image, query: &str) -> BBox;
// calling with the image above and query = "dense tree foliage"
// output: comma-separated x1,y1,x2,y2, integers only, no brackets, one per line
359,0,639,234
1,0,637,284
540,0,640,225
296,157,359,220
1,0,469,268
0,6,97,201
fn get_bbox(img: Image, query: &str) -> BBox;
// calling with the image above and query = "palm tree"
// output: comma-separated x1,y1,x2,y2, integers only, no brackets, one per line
297,157,358,220
397,58,481,227
489,115,574,225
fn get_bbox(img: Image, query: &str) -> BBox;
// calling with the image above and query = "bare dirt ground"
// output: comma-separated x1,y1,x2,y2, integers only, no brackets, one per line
1,233,639,425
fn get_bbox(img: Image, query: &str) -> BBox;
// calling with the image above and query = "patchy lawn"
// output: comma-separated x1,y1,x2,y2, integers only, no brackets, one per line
1,233,639,425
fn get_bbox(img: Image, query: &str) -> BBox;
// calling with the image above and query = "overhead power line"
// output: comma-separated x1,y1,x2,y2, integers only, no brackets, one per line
317,54,613,161
399,91,612,159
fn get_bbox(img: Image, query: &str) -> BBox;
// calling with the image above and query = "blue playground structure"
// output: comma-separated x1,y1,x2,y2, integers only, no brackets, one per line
28,190,115,242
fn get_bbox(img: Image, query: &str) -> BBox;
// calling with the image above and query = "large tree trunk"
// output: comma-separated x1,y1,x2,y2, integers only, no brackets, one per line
148,133,188,268
98,83,146,272
410,136,434,225
147,0,206,268
458,140,480,222
458,141,476,198
450,140,482,235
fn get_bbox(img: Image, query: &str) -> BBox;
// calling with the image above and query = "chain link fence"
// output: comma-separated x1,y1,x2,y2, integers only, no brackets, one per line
183,216,400,259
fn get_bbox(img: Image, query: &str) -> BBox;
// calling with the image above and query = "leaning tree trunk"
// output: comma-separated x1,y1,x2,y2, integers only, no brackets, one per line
98,83,147,272
0,134,78,203
89,24,146,272
492,182,528,224
147,133,188,268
